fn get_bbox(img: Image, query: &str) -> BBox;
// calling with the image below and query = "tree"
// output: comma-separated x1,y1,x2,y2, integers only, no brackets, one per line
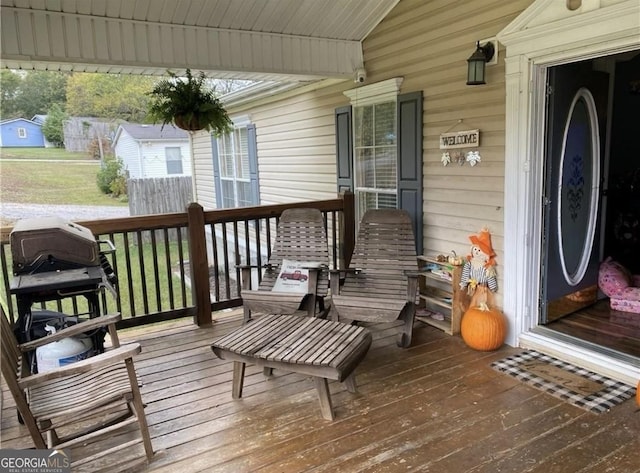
13,71,68,118
209,79,255,95
42,104,68,147
66,73,155,122
0,70,22,119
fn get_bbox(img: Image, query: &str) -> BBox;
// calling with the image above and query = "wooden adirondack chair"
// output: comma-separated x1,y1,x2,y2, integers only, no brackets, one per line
239,208,330,322
329,209,420,348
0,308,153,469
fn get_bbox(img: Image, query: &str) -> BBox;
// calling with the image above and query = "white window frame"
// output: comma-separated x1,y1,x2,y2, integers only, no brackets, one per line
17,127,27,138
217,122,251,208
344,78,403,221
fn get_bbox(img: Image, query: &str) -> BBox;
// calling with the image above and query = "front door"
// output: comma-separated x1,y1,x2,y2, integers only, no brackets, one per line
540,61,609,323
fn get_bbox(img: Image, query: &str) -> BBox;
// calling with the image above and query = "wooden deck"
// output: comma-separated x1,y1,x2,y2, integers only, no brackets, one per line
2,312,639,472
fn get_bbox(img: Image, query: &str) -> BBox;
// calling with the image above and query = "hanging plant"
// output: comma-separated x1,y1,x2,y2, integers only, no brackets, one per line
147,69,233,135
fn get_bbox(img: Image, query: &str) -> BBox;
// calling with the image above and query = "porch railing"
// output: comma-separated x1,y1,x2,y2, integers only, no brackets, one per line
0,192,355,329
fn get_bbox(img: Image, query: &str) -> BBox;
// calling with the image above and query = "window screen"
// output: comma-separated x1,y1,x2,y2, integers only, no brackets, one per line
353,100,397,219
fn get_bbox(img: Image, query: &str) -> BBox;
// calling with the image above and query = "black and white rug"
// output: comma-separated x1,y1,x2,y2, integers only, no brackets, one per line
491,350,636,414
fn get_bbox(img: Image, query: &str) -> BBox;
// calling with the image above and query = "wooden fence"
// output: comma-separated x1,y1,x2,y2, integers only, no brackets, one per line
128,177,193,217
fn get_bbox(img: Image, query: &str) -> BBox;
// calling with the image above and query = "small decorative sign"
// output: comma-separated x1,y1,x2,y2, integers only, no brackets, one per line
439,129,480,149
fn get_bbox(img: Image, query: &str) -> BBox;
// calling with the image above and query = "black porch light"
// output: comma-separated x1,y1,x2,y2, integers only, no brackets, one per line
466,41,495,86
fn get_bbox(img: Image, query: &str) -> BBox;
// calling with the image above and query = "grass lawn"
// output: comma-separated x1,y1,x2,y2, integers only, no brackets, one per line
0,235,193,321
0,147,93,160
0,147,127,206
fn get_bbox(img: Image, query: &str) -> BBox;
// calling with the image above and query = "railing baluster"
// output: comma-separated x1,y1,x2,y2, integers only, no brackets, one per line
176,226,187,307
163,228,175,309
210,222,220,302
221,222,231,300
122,232,136,317
136,231,149,315
331,211,338,269
150,229,162,312
233,221,240,299
108,232,123,315
254,218,262,282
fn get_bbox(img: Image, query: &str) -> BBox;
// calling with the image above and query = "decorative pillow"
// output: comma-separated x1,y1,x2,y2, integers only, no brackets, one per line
598,257,632,297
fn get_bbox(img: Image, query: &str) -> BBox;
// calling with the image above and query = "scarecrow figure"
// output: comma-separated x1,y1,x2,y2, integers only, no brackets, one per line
460,228,498,308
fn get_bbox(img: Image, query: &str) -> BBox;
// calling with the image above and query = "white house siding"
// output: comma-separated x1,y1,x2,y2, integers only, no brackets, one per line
115,133,191,179
114,133,143,178
193,79,353,208
138,141,191,178
252,81,354,205
191,132,217,208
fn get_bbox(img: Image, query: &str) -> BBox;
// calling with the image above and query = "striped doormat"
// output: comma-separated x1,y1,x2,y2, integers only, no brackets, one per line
491,350,636,414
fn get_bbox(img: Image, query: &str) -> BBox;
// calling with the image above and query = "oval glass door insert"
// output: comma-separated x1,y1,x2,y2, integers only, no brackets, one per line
556,87,600,286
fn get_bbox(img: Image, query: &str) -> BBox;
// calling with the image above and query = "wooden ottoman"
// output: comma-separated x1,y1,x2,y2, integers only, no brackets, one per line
211,313,372,420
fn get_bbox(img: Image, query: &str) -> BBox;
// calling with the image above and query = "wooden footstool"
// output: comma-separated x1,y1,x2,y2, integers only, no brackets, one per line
211,313,372,420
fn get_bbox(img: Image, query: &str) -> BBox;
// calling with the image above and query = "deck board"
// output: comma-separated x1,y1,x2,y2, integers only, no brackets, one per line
2,311,639,472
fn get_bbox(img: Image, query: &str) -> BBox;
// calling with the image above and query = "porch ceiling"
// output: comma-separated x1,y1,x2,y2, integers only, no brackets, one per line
0,0,399,82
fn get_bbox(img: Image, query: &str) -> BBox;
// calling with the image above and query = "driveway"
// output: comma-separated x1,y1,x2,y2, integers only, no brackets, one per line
1,203,130,224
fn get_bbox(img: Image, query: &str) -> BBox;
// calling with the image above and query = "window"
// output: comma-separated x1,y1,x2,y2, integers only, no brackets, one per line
217,128,251,207
212,123,259,209
18,127,27,138
165,147,183,174
353,100,397,217
338,79,423,252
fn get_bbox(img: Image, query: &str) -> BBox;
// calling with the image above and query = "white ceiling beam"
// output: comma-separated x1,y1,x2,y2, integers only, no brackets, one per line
1,7,364,80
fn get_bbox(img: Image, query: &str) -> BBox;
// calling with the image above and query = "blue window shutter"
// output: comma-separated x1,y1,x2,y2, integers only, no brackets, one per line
397,91,423,254
247,124,260,205
211,135,223,207
335,106,353,193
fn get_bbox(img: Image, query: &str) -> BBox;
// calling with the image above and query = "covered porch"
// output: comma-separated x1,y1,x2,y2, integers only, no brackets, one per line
3,310,639,472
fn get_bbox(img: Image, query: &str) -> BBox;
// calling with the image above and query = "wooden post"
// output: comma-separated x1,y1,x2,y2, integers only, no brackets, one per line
187,202,212,327
340,191,355,269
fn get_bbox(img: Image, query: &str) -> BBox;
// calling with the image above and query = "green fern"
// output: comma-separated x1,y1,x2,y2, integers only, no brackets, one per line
147,69,233,136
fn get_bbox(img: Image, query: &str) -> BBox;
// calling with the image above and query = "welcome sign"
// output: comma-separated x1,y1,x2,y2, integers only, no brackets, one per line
439,129,480,149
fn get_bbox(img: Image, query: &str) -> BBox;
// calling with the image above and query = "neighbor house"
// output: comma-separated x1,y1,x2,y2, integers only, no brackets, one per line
112,123,190,179
0,117,44,147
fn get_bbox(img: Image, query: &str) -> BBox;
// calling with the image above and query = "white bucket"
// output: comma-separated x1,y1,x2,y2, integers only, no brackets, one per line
35,325,94,373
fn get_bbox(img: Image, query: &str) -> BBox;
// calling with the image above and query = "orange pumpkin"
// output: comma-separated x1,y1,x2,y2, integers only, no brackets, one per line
461,303,506,351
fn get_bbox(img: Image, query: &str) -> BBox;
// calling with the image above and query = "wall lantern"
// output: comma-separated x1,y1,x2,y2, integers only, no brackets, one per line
466,41,495,86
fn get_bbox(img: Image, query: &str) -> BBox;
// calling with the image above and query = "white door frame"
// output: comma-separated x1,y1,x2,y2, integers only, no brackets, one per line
497,0,640,384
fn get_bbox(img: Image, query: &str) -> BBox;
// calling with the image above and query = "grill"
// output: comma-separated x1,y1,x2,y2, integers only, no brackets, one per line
11,216,115,281
9,217,117,350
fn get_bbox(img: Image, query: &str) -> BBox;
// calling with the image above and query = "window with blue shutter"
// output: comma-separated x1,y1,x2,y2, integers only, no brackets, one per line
336,90,423,253
212,124,260,208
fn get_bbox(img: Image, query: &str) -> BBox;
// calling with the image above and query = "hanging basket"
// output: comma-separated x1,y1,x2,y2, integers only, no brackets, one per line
173,114,203,131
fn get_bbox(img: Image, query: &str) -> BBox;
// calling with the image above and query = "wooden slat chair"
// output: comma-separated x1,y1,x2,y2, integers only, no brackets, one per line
0,308,153,469
239,208,330,322
329,209,420,348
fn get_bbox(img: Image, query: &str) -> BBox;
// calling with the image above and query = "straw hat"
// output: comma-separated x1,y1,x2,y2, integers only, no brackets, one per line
469,228,496,267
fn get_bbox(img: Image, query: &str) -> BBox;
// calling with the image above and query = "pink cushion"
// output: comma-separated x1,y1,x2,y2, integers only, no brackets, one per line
598,257,632,297
610,298,640,313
